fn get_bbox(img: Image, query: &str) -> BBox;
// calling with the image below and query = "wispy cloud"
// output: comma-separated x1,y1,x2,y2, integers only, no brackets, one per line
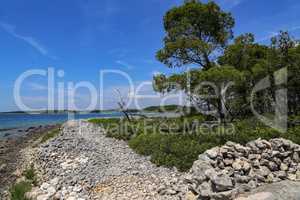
216,0,246,10
0,21,56,59
257,25,300,43
116,60,134,70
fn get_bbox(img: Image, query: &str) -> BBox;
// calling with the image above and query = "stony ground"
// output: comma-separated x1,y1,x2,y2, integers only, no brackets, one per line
26,120,184,200
0,124,59,198
7,120,300,200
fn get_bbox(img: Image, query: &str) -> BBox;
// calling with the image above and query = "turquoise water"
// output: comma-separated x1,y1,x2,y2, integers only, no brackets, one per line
0,112,124,130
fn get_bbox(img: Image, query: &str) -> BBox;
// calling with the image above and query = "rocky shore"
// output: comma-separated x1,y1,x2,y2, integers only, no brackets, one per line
0,124,60,198
3,120,300,200
23,120,182,200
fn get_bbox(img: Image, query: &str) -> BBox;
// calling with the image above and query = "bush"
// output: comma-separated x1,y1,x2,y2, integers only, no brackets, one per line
23,164,38,185
89,115,300,172
9,181,32,200
129,133,215,171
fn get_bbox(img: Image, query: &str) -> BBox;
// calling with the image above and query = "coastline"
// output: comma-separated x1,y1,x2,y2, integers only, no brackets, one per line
0,124,60,197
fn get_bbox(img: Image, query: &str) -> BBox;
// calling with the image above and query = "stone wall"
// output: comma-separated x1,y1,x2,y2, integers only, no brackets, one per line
181,138,300,200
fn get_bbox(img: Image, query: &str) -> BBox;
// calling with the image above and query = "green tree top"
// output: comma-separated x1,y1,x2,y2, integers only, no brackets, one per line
156,0,235,70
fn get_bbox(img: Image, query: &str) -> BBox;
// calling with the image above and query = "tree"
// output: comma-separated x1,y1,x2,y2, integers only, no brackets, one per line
156,0,235,70
218,33,269,115
270,31,300,115
153,66,244,123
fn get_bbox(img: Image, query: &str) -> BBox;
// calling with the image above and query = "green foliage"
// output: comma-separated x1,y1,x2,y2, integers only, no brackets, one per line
23,164,38,186
157,0,234,69
143,105,189,113
129,133,215,171
89,115,300,172
9,181,32,200
40,128,60,144
155,0,300,120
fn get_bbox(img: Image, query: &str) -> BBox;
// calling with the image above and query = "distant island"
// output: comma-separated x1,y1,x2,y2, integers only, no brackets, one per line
0,105,186,114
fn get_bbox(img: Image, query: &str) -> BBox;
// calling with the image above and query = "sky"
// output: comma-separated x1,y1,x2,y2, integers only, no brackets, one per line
0,0,300,111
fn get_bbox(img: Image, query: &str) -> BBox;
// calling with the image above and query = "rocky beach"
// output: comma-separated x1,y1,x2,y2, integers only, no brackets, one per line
0,124,60,197
2,120,300,200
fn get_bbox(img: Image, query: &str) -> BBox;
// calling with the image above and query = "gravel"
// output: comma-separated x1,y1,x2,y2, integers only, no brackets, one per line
28,120,183,200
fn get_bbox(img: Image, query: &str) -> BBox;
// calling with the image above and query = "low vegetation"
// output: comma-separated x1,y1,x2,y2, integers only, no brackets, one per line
90,116,300,171
40,128,61,144
23,164,38,186
10,165,38,200
9,181,32,200
143,105,190,113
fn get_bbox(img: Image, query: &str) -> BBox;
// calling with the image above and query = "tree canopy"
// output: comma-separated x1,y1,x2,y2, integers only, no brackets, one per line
156,0,234,70
154,1,300,122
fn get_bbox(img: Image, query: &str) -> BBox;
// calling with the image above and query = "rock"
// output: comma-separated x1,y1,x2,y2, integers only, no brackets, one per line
198,181,212,198
204,168,217,179
40,182,50,191
0,164,7,172
211,190,236,200
224,159,234,166
287,173,297,181
254,139,265,149
292,152,300,162
36,194,50,200
274,171,287,179
235,175,251,184
232,160,242,171
25,187,41,199
235,181,300,200
206,147,220,159
296,170,300,179
280,163,288,171
49,177,59,187
158,188,178,195
66,196,77,200
53,192,61,200
185,191,198,200
30,121,300,200
257,166,271,177
266,173,274,183
211,174,234,192
235,192,273,200
268,161,278,171
46,186,56,196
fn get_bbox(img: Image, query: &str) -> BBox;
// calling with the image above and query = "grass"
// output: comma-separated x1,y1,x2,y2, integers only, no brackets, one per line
40,128,60,144
23,164,38,186
89,115,300,172
9,181,32,200
10,165,38,199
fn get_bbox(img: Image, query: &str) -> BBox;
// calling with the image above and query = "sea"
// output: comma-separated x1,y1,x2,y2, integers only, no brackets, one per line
0,112,124,138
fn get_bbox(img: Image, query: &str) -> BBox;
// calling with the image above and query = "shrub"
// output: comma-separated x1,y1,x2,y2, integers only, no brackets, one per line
129,133,215,171
23,164,38,185
9,181,32,200
89,115,300,172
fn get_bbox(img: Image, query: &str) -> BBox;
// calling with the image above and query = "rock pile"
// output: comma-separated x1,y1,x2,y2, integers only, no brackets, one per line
179,138,300,200
28,120,181,200
18,120,300,200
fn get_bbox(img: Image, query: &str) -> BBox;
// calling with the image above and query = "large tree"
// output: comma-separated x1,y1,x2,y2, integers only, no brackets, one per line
218,33,269,115
153,66,244,122
156,0,235,70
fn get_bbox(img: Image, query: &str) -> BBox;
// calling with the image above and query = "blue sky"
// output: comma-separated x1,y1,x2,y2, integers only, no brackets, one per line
0,0,300,111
